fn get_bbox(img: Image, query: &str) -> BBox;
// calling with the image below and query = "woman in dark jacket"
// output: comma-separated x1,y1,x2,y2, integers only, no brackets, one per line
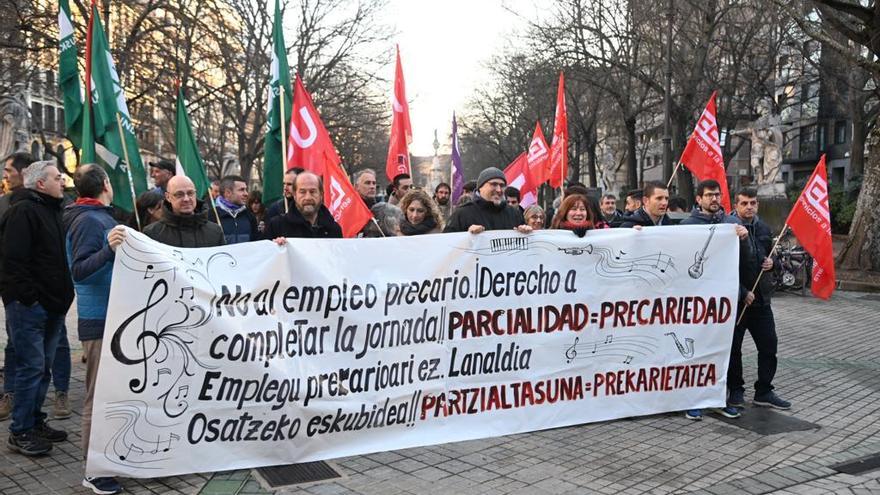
399,190,444,235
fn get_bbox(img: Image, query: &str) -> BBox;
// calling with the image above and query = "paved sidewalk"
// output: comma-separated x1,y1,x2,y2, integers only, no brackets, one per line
2,291,880,494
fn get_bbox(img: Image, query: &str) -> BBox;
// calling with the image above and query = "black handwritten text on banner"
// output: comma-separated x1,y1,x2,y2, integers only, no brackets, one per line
87,226,738,477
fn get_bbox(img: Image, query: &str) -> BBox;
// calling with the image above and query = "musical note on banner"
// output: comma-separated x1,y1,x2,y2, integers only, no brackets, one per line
623,355,634,364
119,443,144,461
174,385,189,400
142,264,155,279
179,287,194,300
604,335,613,344
151,368,171,386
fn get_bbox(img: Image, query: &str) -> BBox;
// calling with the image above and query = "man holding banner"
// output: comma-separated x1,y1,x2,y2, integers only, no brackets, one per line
444,167,529,234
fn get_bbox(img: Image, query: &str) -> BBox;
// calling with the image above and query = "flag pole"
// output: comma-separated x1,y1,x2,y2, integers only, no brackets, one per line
115,113,141,231
207,189,223,227
666,161,682,189
735,223,789,326
280,89,289,214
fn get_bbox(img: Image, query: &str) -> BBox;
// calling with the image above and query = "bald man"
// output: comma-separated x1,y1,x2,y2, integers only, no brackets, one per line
142,175,225,248
266,171,342,239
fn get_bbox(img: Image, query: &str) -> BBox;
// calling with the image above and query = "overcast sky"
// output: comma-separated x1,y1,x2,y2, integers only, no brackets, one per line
384,0,533,155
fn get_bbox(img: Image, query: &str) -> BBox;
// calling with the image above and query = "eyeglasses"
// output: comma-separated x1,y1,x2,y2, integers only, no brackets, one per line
701,192,722,198
171,190,197,199
485,181,506,189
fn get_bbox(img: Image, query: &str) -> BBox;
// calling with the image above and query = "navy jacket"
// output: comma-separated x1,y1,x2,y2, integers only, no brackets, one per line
63,202,117,341
216,202,259,244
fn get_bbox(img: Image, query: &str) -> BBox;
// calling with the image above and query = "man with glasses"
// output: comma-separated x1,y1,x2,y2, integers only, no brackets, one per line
444,167,531,234
680,179,750,421
143,175,225,248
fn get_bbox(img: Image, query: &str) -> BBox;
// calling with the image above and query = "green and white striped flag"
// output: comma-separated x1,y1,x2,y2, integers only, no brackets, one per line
262,0,293,205
175,87,210,198
80,3,148,212
58,0,83,148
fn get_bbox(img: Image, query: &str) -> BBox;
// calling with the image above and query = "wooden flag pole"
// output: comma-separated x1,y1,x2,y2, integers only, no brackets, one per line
735,223,789,326
115,113,142,231
666,161,682,189
279,89,289,214
207,189,223,229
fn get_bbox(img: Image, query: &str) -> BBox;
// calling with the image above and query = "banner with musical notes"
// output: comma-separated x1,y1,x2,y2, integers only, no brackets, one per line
87,225,739,478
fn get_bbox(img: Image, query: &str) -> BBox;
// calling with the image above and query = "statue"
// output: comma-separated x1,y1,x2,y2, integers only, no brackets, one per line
730,98,789,185
0,83,31,158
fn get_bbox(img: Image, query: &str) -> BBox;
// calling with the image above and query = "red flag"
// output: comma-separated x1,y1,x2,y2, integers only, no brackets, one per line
784,155,835,299
503,152,538,208
385,45,412,181
679,91,731,212
527,122,550,185
548,72,568,189
286,74,372,237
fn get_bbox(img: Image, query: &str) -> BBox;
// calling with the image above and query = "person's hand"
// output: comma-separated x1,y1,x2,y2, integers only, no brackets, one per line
468,225,485,234
734,225,748,240
762,257,773,271
273,237,287,246
744,291,755,306
107,226,126,252
515,225,533,234
632,225,643,231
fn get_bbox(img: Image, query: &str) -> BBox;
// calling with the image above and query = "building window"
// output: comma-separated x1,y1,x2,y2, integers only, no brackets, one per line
31,102,43,130
45,70,55,95
45,106,56,133
799,124,817,156
58,108,65,134
818,123,827,151
834,121,847,144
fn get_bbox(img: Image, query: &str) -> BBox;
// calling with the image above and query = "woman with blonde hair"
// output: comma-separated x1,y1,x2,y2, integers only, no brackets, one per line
400,189,444,235
523,205,545,230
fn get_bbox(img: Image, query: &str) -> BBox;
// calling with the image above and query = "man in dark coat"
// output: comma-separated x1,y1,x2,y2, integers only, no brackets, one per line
266,171,342,239
727,188,790,411
0,161,73,456
143,175,225,248
619,182,674,228
444,167,529,234
679,179,750,422
215,174,258,244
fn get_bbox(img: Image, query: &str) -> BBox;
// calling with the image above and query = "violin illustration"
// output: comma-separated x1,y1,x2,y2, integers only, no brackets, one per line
688,225,716,279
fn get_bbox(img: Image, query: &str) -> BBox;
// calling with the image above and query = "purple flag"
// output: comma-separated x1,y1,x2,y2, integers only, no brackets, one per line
450,113,464,204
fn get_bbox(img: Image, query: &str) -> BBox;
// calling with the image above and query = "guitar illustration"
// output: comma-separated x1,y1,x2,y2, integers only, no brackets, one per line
688,225,717,279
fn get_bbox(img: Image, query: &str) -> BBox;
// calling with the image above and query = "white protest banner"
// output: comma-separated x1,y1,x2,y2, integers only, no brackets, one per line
87,225,739,478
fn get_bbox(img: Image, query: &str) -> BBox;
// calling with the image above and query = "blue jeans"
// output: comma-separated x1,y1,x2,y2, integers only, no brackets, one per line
4,318,70,394
6,301,65,434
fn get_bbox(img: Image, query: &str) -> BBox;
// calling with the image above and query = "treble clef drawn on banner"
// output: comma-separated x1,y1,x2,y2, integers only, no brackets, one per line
110,280,168,394
565,337,579,363
664,332,695,358
688,225,717,279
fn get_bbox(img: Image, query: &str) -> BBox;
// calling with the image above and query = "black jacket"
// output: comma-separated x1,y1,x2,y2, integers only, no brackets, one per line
738,216,775,307
443,195,524,233
266,204,343,239
143,201,225,248
618,207,673,228
0,189,75,313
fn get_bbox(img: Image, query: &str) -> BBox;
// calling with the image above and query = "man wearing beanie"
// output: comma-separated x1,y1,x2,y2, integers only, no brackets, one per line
444,167,531,234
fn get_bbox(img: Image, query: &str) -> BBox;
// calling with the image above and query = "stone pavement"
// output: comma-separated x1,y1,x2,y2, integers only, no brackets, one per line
1,290,879,495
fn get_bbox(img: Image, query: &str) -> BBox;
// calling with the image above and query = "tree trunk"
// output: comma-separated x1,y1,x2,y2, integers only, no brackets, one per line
625,118,638,189
837,125,880,271
571,137,582,185
850,113,866,180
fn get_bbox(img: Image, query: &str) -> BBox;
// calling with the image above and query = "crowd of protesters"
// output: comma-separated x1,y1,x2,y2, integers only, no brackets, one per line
0,153,790,494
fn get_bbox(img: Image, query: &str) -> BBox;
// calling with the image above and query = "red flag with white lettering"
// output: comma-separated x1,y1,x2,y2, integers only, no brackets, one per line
784,155,835,299
286,74,372,237
548,72,567,189
528,122,550,185
679,91,731,212
503,152,538,208
385,45,412,181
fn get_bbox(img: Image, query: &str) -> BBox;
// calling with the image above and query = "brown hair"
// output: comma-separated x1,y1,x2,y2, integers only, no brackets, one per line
400,189,445,230
551,194,597,229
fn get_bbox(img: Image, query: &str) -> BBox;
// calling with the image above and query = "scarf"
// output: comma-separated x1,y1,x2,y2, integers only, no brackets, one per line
400,216,437,236
216,196,247,218
74,197,105,207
